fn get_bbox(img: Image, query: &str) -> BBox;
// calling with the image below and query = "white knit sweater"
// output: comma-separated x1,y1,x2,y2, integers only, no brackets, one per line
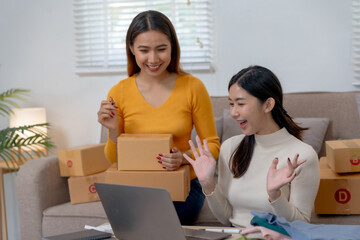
207,128,320,227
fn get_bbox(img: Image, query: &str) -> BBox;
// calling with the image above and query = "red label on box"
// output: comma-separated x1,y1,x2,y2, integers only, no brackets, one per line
89,184,97,194
350,158,360,166
67,160,73,168
335,188,351,204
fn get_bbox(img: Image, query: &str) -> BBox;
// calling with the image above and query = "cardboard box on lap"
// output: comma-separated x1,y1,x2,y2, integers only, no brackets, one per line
58,143,110,177
105,164,190,201
315,157,360,214
326,139,360,173
117,134,173,171
68,171,107,204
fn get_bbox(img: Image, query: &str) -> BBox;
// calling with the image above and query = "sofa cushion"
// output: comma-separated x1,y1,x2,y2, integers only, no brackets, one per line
42,202,108,236
294,117,330,155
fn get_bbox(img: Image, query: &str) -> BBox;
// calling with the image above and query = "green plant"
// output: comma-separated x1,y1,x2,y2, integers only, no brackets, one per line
0,88,55,170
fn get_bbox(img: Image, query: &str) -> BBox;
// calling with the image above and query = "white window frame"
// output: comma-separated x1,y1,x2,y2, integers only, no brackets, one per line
73,0,214,75
353,0,360,86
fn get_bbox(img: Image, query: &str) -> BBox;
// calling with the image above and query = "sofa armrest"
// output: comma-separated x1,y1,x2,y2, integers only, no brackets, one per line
16,155,69,240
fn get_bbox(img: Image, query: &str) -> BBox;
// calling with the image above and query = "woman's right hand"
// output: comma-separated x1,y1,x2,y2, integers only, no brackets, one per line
183,136,216,195
97,97,119,141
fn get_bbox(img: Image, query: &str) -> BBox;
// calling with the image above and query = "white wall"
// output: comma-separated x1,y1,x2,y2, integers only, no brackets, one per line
0,0,358,151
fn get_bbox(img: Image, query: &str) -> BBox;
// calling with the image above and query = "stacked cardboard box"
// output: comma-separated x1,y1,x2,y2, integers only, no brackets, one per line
58,143,110,204
106,134,190,201
315,139,360,214
59,134,191,204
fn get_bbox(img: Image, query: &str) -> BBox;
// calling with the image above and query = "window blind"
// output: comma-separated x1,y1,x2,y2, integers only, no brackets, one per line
73,0,214,75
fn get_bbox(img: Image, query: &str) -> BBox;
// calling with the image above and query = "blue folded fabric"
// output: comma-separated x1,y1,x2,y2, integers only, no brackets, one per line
250,211,360,240
250,215,290,237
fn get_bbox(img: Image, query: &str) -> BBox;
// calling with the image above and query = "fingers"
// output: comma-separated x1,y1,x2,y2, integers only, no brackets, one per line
183,153,194,165
288,172,297,182
270,157,279,170
203,150,215,161
188,139,199,159
158,150,183,170
196,135,204,155
203,138,210,152
290,154,307,168
297,159,307,167
286,158,295,173
98,99,118,123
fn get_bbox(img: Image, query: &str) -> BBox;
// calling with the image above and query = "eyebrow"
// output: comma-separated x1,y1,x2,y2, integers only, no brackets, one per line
137,44,168,49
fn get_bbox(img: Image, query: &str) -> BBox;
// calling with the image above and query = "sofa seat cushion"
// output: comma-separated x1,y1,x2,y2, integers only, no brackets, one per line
42,201,107,237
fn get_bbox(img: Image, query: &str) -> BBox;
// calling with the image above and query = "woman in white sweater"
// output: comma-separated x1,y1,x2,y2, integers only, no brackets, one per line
184,65,320,227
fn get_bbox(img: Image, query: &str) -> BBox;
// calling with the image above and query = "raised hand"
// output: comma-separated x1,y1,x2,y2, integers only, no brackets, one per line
267,154,306,202
97,97,119,141
183,135,216,194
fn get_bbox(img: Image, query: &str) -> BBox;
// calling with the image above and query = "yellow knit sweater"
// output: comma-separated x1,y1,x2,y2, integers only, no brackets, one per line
104,74,220,179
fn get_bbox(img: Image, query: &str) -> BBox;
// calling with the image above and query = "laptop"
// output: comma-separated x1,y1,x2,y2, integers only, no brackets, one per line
94,182,232,240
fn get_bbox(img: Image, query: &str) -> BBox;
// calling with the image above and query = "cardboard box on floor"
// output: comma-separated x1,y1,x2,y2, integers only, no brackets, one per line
117,134,173,171
58,143,110,177
326,139,360,173
105,164,190,201
315,157,360,214
68,171,107,204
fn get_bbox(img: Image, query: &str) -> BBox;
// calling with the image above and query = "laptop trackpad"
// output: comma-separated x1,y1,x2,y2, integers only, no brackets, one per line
183,228,232,240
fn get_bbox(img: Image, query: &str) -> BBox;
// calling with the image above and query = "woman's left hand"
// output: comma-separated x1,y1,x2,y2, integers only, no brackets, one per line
157,147,184,171
266,154,306,202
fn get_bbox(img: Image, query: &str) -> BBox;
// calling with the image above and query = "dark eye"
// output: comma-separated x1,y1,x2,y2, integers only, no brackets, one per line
139,49,148,53
158,48,166,52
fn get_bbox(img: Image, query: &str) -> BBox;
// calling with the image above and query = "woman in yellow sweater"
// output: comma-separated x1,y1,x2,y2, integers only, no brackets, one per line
97,10,220,225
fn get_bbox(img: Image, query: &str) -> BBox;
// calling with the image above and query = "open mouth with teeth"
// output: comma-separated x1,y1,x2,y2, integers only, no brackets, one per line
146,64,161,71
239,120,247,129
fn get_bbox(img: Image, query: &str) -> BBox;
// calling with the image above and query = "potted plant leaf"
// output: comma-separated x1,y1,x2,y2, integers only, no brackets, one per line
0,88,54,170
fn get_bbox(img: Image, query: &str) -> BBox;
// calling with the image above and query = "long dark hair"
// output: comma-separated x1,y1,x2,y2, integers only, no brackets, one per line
125,10,186,76
229,65,307,178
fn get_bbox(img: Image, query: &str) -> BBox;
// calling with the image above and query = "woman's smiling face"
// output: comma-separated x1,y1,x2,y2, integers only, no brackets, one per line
131,30,172,78
228,83,271,135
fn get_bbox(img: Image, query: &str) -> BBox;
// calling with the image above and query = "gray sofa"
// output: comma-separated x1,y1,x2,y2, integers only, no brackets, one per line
16,91,360,240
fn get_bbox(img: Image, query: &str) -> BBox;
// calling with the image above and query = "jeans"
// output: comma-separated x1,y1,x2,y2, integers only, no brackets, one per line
173,178,205,225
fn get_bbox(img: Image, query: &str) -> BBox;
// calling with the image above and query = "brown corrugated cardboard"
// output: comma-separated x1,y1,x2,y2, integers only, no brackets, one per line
326,139,360,173
105,164,190,201
68,171,106,204
117,134,173,171
315,157,360,214
58,143,110,177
